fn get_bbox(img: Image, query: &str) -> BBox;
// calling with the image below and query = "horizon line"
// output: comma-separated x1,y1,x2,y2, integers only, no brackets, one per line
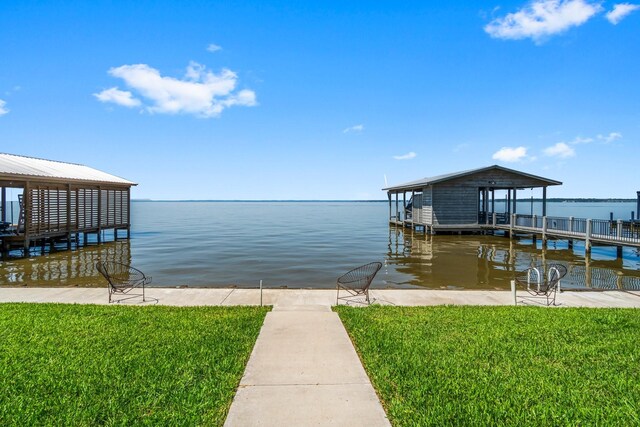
131,198,638,202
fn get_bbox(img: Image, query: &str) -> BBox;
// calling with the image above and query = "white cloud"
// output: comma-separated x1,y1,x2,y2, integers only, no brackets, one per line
0,99,8,116
492,146,528,162
343,124,364,134
4,86,20,96
453,143,469,153
97,62,257,118
484,0,602,42
606,3,640,24
568,136,593,144
393,152,417,160
544,142,576,158
94,87,141,107
598,132,622,143
207,43,222,52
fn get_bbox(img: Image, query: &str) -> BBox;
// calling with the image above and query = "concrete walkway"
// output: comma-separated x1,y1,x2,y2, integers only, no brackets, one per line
2,287,640,308
223,305,390,426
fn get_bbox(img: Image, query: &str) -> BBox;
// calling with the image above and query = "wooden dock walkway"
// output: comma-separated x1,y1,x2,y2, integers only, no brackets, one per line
391,213,640,253
494,214,640,250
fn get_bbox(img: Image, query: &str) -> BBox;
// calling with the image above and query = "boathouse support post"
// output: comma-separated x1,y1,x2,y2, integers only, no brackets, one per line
75,188,80,247
97,186,102,244
388,192,392,221
510,213,515,237
569,216,574,233
66,184,72,250
411,190,415,222
542,187,547,217
1,187,5,223
403,192,406,219
395,192,399,221
585,219,592,254
491,189,495,221
492,212,496,226
23,182,31,257
513,188,517,214
533,214,537,230
542,216,547,245
126,187,131,239
484,188,490,224
616,219,622,239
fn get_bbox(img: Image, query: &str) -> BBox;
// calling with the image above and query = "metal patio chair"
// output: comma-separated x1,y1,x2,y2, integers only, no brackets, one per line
336,262,383,306
96,261,151,303
514,263,567,306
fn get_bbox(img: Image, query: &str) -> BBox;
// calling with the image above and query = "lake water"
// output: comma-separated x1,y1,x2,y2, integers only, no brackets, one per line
1,201,639,289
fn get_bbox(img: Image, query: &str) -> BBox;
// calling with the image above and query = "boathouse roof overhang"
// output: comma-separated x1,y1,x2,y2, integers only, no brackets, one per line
383,165,562,193
0,153,136,188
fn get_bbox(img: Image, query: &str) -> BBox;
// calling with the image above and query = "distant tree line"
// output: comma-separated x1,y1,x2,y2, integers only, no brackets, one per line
516,198,636,203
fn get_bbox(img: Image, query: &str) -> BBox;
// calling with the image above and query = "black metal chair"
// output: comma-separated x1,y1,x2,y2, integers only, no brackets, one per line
96,261,151,303
336,262,383,306
514,263,567,306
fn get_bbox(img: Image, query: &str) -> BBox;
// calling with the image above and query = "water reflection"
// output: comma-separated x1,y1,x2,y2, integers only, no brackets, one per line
1,208,638,290
0,240,131,287
386,227,640,290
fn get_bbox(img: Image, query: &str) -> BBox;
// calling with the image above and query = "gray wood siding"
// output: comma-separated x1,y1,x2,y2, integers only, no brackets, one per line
432,185,478,225
412,193,423,224
422,187,433,225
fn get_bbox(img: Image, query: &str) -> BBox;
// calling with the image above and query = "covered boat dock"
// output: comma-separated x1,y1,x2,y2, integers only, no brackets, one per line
384,165,562,234
384,165,640,255
0,153,136,257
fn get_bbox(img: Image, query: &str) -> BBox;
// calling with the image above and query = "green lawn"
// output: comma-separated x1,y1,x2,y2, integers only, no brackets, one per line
0,303,269,426
335,305,640,426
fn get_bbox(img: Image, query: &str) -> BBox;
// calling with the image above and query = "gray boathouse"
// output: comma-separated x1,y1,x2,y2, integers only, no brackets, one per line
384,165,562,233
0,153,136,256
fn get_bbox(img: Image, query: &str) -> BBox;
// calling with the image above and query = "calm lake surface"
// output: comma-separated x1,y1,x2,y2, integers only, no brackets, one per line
1,201,639,289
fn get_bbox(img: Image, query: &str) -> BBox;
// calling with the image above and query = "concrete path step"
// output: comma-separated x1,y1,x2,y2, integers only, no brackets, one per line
224,309,390,426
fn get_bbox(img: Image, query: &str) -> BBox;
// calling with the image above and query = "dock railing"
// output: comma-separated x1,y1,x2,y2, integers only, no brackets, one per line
497,214,640,246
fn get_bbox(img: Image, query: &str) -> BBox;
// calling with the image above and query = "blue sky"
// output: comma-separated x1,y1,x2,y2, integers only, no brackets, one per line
1,0,638,200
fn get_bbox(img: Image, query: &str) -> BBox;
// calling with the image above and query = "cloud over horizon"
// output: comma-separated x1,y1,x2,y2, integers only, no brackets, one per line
484,0,602,42
544,141,576,158
207,43,222,52
343,124,364,134
606,3,640,24
0,99,8,116
94,61,256,118
598,131,623,143
492,146,528,162
536,132,623,161
393,151,417,160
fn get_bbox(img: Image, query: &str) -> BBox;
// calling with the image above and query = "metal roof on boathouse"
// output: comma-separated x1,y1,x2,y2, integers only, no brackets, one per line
383,165,561,192
0,153,136,186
